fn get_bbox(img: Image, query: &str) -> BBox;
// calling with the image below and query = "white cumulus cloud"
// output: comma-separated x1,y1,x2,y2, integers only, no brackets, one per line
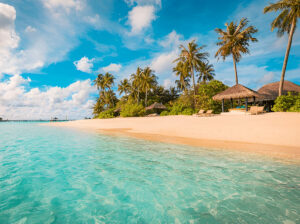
0,3,19,56
151,50,178,74
102,63,122,73
128,5,156,33
0,75,96,120
74,57,94,73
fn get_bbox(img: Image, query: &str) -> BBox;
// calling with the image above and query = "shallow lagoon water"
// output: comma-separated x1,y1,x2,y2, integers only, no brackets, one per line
0,122,299,223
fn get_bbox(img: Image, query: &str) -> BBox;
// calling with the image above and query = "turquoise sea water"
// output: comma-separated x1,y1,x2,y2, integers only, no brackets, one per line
0,123,299,224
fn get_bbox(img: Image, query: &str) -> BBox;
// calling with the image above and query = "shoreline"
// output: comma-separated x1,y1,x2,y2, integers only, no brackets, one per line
99,128,300,161
45,113,300,161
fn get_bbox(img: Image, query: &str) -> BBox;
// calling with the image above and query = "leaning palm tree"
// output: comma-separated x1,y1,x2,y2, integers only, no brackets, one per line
264,0,300,96
174,40,208,106
140,67,157,106
198,62,215,84
130,67,143,103
173,61,190,91
215,18,258,84
118,78,131,96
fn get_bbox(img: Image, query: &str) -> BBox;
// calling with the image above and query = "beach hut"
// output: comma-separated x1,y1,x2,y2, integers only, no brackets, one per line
213,84,262,112
145,102,167,113
257,81,300,101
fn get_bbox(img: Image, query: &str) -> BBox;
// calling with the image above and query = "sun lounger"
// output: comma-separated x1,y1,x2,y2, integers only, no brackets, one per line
249,106,258,115
257,106,265,114
204,110,213,116
249,106,265,115
193,109,205,117
147,113,159,117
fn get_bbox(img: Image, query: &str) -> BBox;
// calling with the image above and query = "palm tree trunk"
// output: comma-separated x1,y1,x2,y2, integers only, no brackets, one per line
279,20,295,96
145,88,148,107
232,55,238,85
137,89,140,104
191,67,196,108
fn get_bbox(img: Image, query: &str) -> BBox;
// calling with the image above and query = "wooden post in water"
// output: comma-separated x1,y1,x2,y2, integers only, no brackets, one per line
222,99,225,112
245,97,248,112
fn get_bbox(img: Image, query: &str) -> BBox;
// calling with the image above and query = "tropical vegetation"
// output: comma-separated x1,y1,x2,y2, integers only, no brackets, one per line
272,92,300,112
92,2,300,118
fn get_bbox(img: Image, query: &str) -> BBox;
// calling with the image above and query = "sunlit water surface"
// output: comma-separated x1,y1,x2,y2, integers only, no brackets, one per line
0,122,299,224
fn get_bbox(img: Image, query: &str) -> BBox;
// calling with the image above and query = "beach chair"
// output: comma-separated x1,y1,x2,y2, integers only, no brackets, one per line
147,113,159,117
204,110,213,117
193,109,205,117
249,106,258,115
257,106,265,114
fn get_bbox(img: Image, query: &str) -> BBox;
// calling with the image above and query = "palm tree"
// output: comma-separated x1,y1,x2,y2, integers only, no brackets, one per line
215,18,258,84
103,72,115,91
140,67,157,106
264,0,300,96
173,61,190,91
130,67,143,103
100,90,117,109
198,62,215,84
93,73,115,115
118,78,131,96
174,40,208,107
93,73,104,91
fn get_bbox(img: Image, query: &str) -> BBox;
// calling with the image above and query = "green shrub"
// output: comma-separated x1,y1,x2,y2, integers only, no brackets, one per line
181,108,195,115
98,108,115,119
166,101,195,115
120,103,145,117
195,80,229,113
272,93,299,112
289,97,300,112
160,111,169,116
168,103,185,115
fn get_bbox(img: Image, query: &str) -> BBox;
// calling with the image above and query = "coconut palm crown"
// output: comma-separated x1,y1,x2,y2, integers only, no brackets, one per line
102,73,115,91
198,62,215,84
173,61,190,91
264,0,300,96
118,78,131,96
215,18,258,85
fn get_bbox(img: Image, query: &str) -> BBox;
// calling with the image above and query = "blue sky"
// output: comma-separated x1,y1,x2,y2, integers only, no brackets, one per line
0,0,299,119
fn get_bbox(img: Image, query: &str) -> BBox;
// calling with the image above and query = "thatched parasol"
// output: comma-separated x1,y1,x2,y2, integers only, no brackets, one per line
213,84,261,101
257,81,300,101
145,102,167,111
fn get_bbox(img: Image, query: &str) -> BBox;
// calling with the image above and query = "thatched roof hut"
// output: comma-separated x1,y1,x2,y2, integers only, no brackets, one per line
213,84,261,101
145,102,167,111
257,81,300,101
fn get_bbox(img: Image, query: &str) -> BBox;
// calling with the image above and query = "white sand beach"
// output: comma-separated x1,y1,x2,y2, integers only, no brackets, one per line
47,112,300,160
